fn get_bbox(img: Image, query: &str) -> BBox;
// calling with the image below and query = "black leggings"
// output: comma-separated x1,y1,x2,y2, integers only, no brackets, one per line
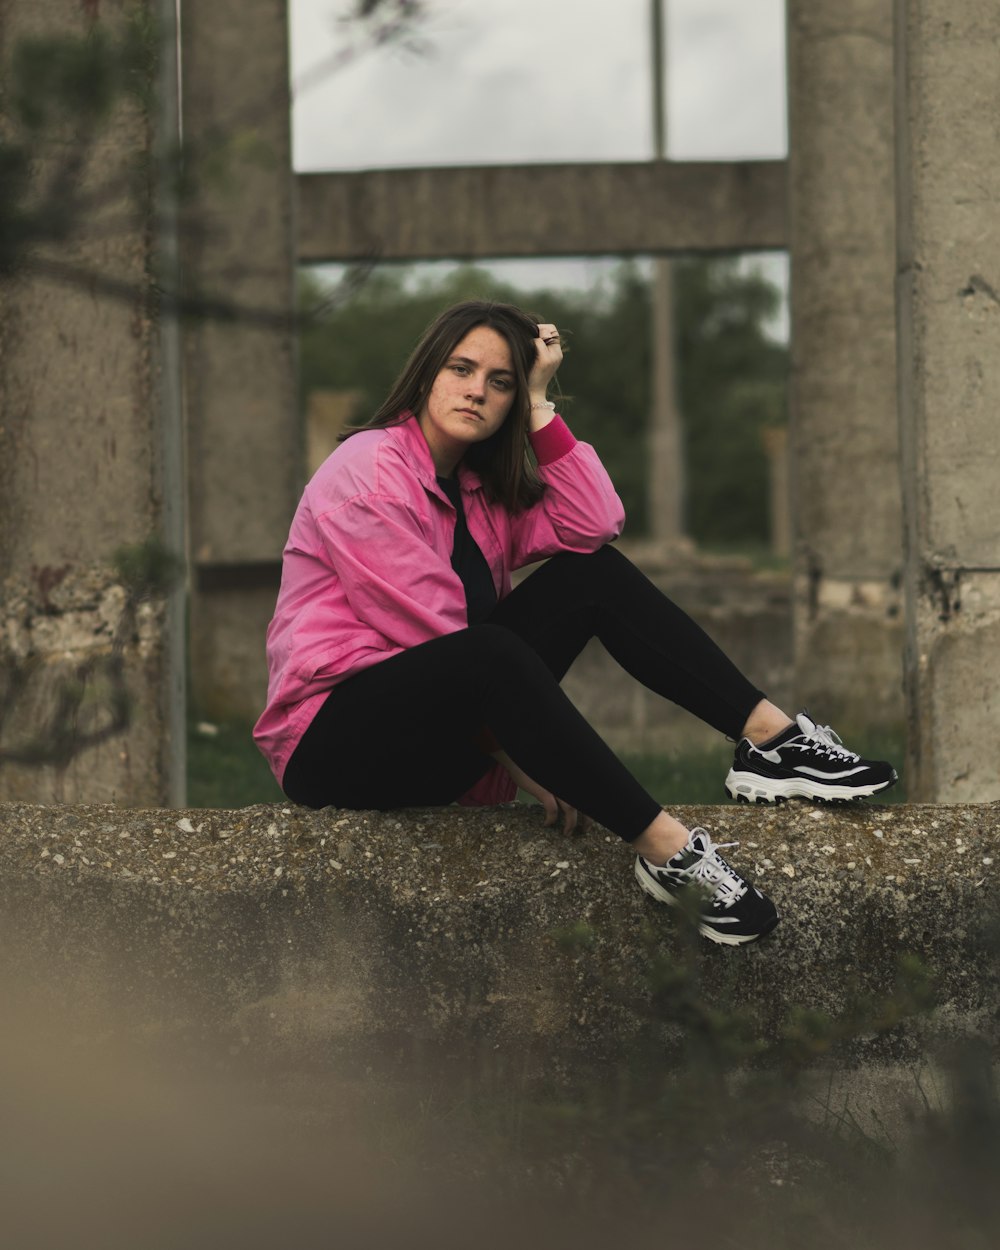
282,546,765,842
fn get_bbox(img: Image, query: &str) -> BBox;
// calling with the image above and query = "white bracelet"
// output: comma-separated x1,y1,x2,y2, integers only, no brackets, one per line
530,400,556,411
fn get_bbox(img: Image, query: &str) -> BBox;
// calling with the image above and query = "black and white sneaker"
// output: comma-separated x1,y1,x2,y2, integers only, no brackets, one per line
725,711,898,805
635,828,779,946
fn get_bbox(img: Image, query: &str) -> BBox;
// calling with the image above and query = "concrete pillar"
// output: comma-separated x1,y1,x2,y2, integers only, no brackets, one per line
895,0,1000,801
180,0,299,723
0,0,183,804
647,1,687,550
649,257,687,547
786,0,904,729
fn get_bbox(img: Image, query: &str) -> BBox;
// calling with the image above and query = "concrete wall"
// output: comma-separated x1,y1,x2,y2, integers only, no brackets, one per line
895,0,1000,801
1,797,996,1091
180,0,300,722
786,0,904,731
0,0,179,804
3,796,998,1239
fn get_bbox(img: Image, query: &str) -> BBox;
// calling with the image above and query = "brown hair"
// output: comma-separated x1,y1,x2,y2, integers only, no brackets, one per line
338,300,547,512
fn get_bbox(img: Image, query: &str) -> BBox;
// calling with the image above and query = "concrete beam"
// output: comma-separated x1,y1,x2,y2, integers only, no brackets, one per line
895,0,1000,801
786,0,904,729
296,160,788,263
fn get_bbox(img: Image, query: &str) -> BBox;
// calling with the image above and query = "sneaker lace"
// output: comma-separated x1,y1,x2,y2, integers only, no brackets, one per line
800,721,860,762
677,832,748,909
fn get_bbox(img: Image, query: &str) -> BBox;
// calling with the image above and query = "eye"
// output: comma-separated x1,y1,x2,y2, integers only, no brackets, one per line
491,377,512,391
451,364,469,375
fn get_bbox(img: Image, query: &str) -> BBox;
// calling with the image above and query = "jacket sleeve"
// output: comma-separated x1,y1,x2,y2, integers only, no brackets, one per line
507,416,626,569
314,492,467,647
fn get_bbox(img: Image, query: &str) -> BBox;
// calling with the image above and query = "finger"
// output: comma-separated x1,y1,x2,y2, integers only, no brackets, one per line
541,794,559,826
558,800,578,835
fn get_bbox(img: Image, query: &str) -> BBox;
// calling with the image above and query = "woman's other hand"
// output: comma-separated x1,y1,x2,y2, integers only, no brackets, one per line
527,322,563,425
493,749,584,835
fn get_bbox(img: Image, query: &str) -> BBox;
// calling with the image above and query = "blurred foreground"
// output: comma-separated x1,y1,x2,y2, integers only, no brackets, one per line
2,894,997,1250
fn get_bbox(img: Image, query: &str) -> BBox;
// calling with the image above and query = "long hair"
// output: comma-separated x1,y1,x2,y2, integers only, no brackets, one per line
338,300,548,512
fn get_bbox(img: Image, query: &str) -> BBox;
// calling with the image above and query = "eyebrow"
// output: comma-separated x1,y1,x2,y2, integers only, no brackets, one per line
448,354,514,378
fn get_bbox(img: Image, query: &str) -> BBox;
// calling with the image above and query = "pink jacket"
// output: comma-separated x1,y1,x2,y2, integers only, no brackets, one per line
253,412,625,802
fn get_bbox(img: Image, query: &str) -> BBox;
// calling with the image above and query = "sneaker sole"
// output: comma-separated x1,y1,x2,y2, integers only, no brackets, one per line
633,858,778,946
724,768,898,805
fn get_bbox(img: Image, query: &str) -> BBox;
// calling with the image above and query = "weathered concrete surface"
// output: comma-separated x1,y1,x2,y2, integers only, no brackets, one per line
2,800,998,1088
0,0,179,804
786,0,904,729
180,0,300,719
297,160,787,262
0,566,169,804
188,576,282,723
895,2,1000,801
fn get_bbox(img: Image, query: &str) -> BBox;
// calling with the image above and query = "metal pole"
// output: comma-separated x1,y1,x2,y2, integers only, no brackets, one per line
157,0,188,807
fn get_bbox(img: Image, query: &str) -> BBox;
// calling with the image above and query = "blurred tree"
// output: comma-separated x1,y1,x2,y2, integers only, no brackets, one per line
298,256,787,548
674,258,787,546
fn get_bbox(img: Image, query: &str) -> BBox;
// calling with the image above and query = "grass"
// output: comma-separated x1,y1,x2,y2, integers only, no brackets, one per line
187,719,284,808
187,719,906,810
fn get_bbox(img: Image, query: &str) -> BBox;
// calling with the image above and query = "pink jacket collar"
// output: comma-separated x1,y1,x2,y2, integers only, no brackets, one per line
386,412,484,497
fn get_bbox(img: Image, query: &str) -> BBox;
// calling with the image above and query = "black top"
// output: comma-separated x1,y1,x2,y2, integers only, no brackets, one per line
436,476,498,626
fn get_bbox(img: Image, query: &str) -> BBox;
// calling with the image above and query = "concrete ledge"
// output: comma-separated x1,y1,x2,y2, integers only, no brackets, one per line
2,800,998,1080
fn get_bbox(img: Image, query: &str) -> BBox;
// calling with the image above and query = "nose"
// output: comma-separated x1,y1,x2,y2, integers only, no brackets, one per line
465,373,487,401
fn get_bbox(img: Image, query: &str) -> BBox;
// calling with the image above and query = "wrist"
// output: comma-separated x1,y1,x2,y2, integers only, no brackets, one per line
529,396,554,410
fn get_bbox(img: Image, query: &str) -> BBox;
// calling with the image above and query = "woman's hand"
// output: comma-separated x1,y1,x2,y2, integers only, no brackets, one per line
527,322,563,410
492,749,584,835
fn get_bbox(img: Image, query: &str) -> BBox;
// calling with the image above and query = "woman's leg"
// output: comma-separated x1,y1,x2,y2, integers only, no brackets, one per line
492,548,894,805
489,546,775,739
283,623,665,842
283,613,780,946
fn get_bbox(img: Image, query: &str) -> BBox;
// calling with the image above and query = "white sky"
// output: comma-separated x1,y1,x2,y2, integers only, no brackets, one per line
287,0,788,330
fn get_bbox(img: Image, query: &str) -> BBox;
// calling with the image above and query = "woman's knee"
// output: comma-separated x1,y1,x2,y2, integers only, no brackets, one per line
550,544,628,574
540,545,635,595
467,622,537,659
465,623,551,679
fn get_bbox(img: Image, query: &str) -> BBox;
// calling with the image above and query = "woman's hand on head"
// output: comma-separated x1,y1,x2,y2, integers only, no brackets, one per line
528,322,563,401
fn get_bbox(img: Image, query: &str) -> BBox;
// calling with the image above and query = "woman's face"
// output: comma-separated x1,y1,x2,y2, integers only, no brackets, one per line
417,325,517,476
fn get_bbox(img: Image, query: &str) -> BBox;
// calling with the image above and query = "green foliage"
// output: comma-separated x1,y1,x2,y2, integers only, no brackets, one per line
187,719,283,808
674,259,786,544
112,537,184,599
188,721,905,811
447,911,1000,1245
498,910,949,1236
299,257,787,547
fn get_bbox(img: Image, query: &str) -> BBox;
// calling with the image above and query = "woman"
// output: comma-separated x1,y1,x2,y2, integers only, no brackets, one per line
254,300,896,946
